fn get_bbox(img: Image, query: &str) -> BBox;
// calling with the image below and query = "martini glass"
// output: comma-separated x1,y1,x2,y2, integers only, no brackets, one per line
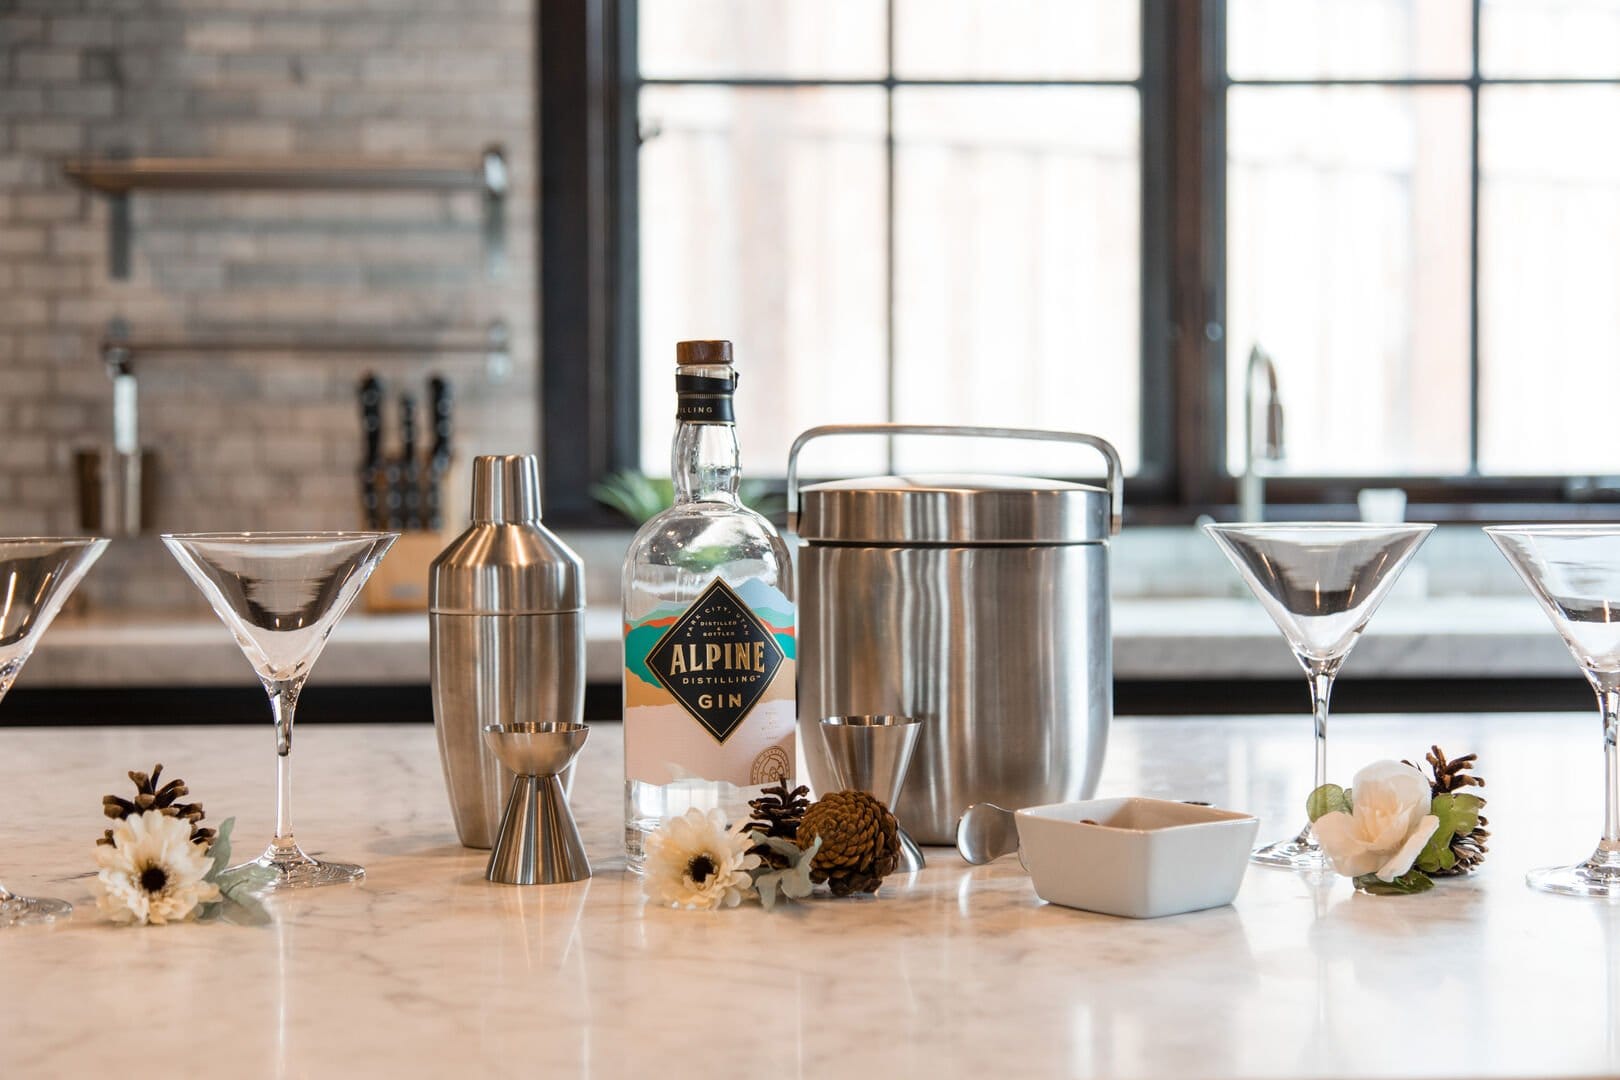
0,537,108,925
1205,523,1434,869
163,532,395,889
1487,525,1620,897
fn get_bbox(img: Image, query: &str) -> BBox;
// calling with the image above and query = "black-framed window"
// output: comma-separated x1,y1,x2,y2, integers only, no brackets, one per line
1222,0,1620,496
541,0,1620,526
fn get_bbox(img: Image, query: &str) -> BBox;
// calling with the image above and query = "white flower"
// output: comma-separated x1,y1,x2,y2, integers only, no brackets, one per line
1313,760,1440,882
643,807,760,910
93,810,220,925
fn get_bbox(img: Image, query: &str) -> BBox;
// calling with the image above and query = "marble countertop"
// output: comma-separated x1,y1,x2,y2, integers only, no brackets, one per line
3,712,1617,1078
27,594,1571,688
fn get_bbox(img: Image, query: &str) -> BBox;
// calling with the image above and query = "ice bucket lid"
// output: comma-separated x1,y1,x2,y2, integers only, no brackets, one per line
796,473,1109,545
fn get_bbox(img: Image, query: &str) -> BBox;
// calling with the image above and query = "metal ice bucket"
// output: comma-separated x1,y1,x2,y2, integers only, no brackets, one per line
788,425,1122,845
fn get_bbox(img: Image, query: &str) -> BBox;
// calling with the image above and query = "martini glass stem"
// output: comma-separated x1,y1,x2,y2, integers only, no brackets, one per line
1310,667,1334,798
1599,683,1620,848
267,677,302,851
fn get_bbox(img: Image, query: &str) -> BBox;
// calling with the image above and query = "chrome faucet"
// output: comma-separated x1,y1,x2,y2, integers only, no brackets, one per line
1238,345,1284,522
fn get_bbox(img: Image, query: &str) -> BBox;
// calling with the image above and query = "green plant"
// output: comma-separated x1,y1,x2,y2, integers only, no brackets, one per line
590,470,786,525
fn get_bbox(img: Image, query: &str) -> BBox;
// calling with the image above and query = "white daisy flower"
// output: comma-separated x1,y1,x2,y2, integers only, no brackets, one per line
643,807,760,910
93,810,220,925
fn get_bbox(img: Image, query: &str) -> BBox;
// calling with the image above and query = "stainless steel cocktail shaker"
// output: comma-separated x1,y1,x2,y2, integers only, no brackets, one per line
430,454,585,849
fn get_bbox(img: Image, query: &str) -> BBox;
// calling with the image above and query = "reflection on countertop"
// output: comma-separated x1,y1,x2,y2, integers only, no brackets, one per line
2,713,1617,1078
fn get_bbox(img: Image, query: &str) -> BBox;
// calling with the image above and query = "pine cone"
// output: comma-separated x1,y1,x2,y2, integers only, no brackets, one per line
744,781,811,869
1404,745,1488,876
99,764,216,848
797,790,900,897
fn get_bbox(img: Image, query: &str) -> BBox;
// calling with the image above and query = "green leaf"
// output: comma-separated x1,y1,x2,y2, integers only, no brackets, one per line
219,892,273,927
1354,870,1435,895
206,817,236,880
750,835,820,913
1414,792,1484,873
1306,784,1351,823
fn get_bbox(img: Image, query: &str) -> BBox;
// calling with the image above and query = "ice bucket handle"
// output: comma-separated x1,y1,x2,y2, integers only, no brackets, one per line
786,424,1123,537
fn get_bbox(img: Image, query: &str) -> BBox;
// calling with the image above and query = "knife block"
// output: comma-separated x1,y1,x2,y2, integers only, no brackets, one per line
363,531,447,612
361,457,467,613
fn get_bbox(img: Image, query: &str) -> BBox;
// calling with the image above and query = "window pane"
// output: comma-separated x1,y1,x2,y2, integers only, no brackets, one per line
639,0,886,79
1226,87,1471,476
1482,0,1620,77
892,87,1140,475
894,0,1139,81
638,87,888,476
1228,0,1472,79
1480,87,1620,474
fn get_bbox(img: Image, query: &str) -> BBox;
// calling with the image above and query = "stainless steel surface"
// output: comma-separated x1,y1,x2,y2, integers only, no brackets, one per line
797,474,1109,546
793,426,1117,847
74,449,156,537
1238,345,1285,523
430,454,586,849
819,715,926,873
801,543,1110,844
786,424,1123,538
483,722,590,886
955,802,1020,865
432,455,581,613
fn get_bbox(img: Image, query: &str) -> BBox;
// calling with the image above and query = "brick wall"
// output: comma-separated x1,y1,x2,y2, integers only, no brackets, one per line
0,0,537,610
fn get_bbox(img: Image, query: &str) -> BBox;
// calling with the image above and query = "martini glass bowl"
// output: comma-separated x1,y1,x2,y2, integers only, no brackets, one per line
163,532,395,889
1487,525,1620,898
0,536,108,925
1205,522,1434,869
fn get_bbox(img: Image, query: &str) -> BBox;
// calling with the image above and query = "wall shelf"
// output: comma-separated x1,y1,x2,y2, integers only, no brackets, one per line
101,318,513,382
63,145,508,279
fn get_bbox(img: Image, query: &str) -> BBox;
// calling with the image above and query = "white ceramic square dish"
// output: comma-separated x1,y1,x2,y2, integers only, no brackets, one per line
1014,797,1259,919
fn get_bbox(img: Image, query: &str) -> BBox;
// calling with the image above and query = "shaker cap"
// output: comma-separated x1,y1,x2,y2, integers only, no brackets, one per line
676,340,733,366
471,454,541,524
429,454,584,614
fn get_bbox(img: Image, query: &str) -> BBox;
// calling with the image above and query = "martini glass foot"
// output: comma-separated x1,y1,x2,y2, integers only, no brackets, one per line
1251,826,1329,870
1527,844,1620,899
243,842,365,890
0,893,71,927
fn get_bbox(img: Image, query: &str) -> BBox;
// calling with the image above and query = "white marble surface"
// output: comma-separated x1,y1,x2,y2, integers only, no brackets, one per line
3,712,1618,1078
27,594,1571,688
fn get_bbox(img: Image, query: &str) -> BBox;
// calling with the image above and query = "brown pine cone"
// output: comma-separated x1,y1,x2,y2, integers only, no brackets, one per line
1404,745,1488,876
744,781,811,869
99,764,216,848
797,789,900,897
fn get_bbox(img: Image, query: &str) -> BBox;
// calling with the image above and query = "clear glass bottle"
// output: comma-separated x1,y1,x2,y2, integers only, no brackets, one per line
621,340,796,869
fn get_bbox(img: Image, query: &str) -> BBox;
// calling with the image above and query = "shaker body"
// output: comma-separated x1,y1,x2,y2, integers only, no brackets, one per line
431,610,584,848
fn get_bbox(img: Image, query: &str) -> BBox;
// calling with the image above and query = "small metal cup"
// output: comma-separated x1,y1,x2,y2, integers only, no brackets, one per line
482,721,590,885
819,715,925,873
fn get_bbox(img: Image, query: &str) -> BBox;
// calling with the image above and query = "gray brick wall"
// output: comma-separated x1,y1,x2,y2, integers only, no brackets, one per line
0,0,537,611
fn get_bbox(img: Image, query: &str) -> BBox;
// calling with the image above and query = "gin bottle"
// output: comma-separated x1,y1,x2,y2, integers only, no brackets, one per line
621,340,796,868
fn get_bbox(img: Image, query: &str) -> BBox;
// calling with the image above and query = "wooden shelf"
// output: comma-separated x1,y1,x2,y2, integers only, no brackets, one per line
63,154,496,194
62,146,507,278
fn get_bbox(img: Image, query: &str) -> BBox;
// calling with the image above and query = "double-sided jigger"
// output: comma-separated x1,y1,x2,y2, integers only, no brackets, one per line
819,715,926,873
483,721,591,885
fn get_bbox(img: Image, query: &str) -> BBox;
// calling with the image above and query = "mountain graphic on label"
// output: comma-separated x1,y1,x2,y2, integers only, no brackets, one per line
644,577,786,743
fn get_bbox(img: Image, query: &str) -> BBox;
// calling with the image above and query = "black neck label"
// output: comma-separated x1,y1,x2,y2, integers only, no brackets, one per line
646,577,784,743
676,372,737,424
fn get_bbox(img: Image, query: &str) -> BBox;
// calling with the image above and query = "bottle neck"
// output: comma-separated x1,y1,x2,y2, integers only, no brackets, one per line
672,363,740,504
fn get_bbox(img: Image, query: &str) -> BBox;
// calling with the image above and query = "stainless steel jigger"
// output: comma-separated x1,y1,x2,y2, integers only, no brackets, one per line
819,715,926,873
483,721,591,885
